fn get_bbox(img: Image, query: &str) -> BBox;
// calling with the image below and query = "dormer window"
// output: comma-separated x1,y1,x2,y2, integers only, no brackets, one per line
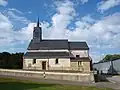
76,55,80,58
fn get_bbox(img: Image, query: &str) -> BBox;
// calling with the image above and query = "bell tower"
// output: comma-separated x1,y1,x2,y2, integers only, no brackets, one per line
33,18,42,42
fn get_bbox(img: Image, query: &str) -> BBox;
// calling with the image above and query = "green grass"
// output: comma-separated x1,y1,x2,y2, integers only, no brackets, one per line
0,77,112,90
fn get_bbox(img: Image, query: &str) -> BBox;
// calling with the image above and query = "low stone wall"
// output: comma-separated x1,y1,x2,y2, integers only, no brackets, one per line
0,69,94,82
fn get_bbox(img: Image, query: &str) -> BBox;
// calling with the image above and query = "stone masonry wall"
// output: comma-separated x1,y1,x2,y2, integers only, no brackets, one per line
0,69,94,82
23,58,71,70
70,61,90,72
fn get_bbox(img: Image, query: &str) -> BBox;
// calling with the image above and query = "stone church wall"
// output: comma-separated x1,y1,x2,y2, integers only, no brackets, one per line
23,58,90,72
49,58,70,70
70,61,90,72
23,58,71,70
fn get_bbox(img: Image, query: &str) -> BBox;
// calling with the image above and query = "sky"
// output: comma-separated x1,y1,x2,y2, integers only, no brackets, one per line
0,0,120,62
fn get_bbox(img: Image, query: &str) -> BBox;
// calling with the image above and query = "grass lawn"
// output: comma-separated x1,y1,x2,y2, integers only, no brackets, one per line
0,77,112,90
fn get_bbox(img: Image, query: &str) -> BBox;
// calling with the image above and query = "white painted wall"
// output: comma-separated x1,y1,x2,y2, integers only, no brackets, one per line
23,59,33,68
24,59,48,70
49,58,70,67
70,50,89,57
23,58,70,70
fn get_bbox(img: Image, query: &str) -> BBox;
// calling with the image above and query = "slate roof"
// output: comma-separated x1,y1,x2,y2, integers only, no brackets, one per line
28,39,68,50
24,52,72,59
27,39,89,50
68,42,89,50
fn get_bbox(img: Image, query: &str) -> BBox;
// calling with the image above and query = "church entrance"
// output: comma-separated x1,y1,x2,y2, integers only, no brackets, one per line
42,61,46,70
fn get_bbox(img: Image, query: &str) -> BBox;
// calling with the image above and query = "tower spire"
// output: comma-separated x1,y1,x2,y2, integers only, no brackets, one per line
33,17,42,42
37,17,39,27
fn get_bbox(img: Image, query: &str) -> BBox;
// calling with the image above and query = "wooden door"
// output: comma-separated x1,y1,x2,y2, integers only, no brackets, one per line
42,61,46,70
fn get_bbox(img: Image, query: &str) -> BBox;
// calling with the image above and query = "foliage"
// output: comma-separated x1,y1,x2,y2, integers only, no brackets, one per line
99,54,120,63
0,52,24,69
0,77,112,90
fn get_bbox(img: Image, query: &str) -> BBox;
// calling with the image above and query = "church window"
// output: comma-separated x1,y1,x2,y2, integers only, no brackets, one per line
76,55,80,57
78,61,82,66
33,59,36,64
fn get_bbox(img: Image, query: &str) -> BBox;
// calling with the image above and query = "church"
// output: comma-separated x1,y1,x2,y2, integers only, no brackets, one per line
23,19,92,72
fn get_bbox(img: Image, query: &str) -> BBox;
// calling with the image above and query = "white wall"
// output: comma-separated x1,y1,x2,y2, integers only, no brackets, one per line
23,58,70,70
48,58,70,70
49,58,70,67
93,61,111,74
23,59,33,69
113,59,120,73
23,59,48,70
70,50,88,57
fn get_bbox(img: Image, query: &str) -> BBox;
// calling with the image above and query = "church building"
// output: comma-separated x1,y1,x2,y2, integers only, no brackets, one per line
23,19,92,72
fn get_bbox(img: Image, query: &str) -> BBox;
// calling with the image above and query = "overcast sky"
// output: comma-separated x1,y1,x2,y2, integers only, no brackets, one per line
0,0,120,62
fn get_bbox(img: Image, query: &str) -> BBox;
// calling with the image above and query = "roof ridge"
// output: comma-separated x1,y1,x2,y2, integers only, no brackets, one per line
43,39,68,41
68,41,87,43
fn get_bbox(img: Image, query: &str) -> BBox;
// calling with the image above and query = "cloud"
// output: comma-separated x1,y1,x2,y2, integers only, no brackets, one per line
45,0,76,39
0,12,34,52
98,0,120,13
82,15,96,23
27,11,32,14
8,8,24,15
71,0,88,4
40,0,120,62
15,23,35,41
7,8,32,15
0,0,120,62
0,12,13,47
80,0,88,4
4,9,30,24
90,52,105,63
41,1,120,62
0,0,7,6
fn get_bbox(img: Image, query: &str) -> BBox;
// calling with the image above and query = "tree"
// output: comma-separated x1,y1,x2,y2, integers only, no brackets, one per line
0,52,24,69
100,54,120,62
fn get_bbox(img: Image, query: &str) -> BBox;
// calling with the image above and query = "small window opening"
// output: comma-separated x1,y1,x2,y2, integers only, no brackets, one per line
55,58,58,64
78,61,82,66
33,59,36,64
76,55,80,57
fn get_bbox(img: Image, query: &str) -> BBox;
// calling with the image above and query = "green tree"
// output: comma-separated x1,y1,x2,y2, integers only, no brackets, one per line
0,52,24,69
100,54,120,62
